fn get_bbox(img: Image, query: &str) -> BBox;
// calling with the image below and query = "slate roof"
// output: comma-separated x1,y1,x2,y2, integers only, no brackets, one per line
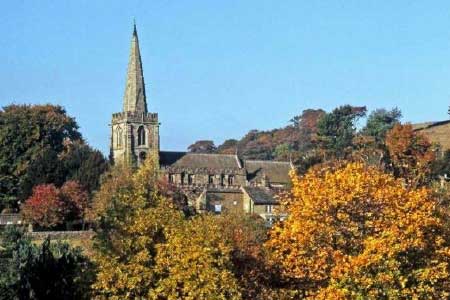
160,151,241,170
242,187,278,205
244,160,291,184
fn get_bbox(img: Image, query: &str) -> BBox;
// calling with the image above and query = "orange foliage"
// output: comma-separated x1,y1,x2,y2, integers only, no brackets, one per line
266,163,450,299
386,123,435,186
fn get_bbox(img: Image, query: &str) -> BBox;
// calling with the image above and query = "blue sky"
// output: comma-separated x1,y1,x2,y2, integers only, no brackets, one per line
2,1,450,155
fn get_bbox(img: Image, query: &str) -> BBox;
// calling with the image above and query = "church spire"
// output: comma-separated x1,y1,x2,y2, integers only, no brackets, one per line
123,22,147,113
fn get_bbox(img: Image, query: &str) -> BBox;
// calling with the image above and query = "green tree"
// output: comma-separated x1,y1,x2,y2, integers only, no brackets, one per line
0,104,81,210
61,141,108,195
0,226,93,300
317,105,366,158
361,107,402,142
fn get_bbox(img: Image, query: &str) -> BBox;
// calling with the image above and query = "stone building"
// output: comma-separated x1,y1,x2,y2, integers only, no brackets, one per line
110,24,159,167
111,26,291,222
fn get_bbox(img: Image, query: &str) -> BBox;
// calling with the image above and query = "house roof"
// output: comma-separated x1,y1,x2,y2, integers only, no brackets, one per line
160,151,241,170
242,187,278,205
244,160,291,184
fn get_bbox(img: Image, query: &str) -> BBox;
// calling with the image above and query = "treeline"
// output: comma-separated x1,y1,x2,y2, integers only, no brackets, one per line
188,106,398,161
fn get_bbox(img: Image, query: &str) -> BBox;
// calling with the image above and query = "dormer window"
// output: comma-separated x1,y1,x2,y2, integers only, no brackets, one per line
137,126,145,146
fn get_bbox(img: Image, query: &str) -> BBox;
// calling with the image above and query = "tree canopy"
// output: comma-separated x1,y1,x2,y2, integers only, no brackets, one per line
266,162,450,299
0,104,107,211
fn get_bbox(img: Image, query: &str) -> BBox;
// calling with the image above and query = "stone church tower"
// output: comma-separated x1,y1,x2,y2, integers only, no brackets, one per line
110,24,159,166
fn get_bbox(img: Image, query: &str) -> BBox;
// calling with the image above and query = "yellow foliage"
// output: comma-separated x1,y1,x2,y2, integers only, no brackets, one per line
266,162,450,299
91,154,241,299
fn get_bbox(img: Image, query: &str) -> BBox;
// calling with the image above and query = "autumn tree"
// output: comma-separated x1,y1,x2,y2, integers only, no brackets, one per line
153,214,241,299
60,180,89,226
266,163,450,299
386,123,435,186
291,108,326,153
91,154,241,299
21,184,65,228
217,139,239,154
188,140,217,153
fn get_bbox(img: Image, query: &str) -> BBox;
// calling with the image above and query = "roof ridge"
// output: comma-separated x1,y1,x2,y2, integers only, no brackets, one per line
245,159,290,164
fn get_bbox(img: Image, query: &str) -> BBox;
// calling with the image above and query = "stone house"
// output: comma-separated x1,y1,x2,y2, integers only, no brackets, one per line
110,25,291,223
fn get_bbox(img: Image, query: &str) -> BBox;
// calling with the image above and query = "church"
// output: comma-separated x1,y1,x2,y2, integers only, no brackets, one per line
110,25,291,222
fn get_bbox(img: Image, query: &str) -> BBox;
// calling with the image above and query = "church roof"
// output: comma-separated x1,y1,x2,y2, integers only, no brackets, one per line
159,151,242,170
244,160,291,184
242,187,278,205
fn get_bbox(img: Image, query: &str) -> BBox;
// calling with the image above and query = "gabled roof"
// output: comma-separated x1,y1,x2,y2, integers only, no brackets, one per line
160,151,241,170
244,160,291,184
242,187,277,205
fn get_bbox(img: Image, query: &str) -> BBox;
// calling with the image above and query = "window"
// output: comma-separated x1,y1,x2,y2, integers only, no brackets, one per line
139,152,147,163
137,126,146,146
266,205,273,213
168,174,174,184
214,204,222,213
116,127,123,147
208,175,214,184
188,174,193,185
220,174,225,186
228,175,234,186
181,173,185,185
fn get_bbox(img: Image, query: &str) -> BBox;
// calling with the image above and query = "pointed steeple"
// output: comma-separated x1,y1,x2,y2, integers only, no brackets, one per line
123,22,147,113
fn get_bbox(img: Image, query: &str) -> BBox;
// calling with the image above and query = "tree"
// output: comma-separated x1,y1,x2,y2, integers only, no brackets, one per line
21,184,65,228
362,108,402,142
217,139,239,154
61,141,108,195
0,104,81,210
431,149,450,179
317,105,366,158
291,109,326,153
266,163,450,299
60,180,89,225
187,140,217,153
153,214,241,299
0,227,94,300
216,211,294,299
91,155,243,299
273,143,293,161
386,123,435,186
